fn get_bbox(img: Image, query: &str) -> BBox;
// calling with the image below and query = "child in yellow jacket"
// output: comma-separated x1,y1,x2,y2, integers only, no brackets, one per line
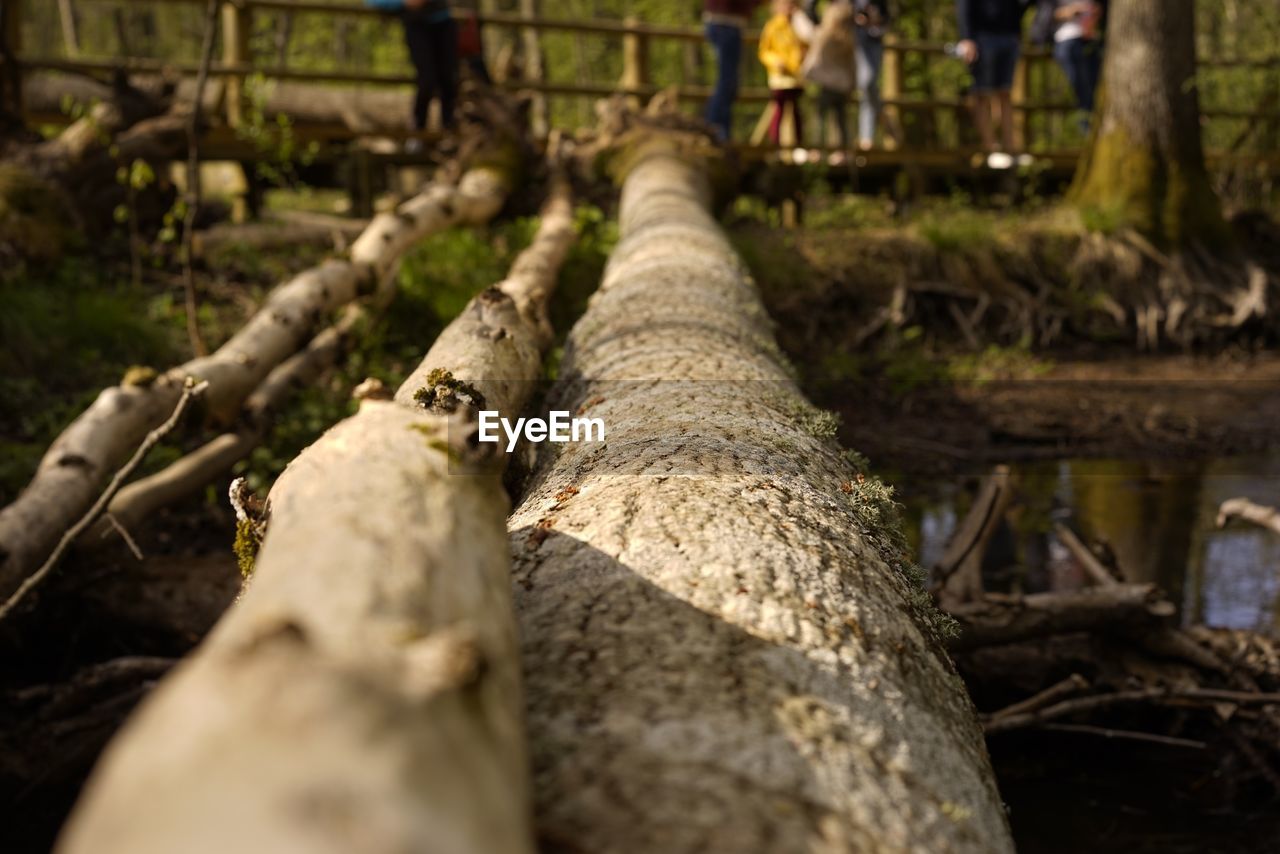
758,0,809,146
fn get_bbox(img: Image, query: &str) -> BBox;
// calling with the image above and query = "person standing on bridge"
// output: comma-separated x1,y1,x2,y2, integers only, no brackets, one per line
703,0,765,141
955,0,1031,156
802,0,891,152
759,0,811,147
366,0,460,143
1031,0,1105,132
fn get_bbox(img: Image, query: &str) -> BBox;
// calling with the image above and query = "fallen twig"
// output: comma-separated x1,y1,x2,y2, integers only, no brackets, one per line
989,674,1090,720
1037,723,1206,750
1054,522,1121,586
1217,497,1280,537
0,379,209,621
983,686,1280,735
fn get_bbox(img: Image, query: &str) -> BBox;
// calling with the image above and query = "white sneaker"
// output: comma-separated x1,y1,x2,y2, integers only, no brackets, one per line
986,151,1014,170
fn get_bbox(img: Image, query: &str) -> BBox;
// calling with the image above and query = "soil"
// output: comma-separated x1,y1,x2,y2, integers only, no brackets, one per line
826,352,1280,478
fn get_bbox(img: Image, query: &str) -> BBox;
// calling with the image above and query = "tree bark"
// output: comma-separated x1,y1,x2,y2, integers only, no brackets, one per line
0,152,518,602
1070,0,1228,247
508,137,1013,852
56,179,576,854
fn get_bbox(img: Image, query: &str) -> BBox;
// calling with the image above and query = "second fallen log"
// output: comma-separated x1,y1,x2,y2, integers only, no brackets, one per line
55,178,577,854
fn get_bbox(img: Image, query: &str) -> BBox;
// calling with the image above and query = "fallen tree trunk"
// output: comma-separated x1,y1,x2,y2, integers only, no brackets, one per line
507,132,1013,851
94,168,573,546
0,121,523,601
946,584,1175,652
24,74,409,135
56,176,576,854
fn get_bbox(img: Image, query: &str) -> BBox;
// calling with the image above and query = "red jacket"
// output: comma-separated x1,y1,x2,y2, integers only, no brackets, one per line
705,0,763,17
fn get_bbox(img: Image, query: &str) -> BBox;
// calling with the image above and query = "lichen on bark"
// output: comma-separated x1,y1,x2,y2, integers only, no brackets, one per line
508,136,1013,852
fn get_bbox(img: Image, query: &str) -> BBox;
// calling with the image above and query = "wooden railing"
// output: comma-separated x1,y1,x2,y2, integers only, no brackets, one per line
4,0,1278,155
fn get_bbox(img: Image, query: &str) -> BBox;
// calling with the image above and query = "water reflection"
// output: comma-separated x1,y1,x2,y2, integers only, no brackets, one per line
902,456,1280,635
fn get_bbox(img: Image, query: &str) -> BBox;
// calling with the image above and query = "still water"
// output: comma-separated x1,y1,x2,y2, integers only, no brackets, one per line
901,456,1280,635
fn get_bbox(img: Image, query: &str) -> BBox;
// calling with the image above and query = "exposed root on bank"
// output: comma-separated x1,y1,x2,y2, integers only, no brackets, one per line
937,473,1280,798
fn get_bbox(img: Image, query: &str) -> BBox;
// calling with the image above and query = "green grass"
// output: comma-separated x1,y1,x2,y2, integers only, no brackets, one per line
238,203,616,491
0,259,182,502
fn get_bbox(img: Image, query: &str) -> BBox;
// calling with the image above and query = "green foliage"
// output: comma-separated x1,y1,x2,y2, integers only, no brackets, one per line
237,75,321,188
0,259,179,501
1078,202,1126,236
803,194,894,231
917,208,997,253
0,166,74,263
946,344,1053,384
240,203,614,492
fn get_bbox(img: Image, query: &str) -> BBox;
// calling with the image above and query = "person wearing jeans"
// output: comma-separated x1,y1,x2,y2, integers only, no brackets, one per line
366,0,459,136
852,0,889,149
1032,0,1104,131
956,0,1030,153
704,0,763,141
802,0,888,153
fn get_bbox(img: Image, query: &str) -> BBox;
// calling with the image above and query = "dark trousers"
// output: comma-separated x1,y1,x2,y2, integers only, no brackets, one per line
768,88,804,146
1054,37,1102,123
403,15,459,130
817,88,849,149
705,23,742,141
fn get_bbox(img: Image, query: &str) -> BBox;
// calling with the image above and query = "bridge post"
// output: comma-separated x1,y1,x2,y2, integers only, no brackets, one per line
881,34,902,150
221,0,252,222
221,0,251,128
519,0,548,137
621,16,650,103
0,0,23,129
1011,54,1028,151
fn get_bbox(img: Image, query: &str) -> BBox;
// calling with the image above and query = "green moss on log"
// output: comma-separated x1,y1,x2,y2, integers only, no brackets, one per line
466,133,527,195
121,366,160,387
412,368,487,413
233,517,263,579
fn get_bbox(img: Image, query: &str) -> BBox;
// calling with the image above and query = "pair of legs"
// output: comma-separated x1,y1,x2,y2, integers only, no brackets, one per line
1053,37,1102,132
767,88,804,146
969,32,1020,151
705,23,743,142
817,89,849,150
855,30,884,149
403,14,459,131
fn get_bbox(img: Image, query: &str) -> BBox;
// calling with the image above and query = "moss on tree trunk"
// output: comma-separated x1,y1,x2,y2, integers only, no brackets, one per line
1070,0,1229,248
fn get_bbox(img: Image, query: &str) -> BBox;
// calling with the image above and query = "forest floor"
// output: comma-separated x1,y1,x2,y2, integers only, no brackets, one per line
4,188,1280,852
741,194,1280,854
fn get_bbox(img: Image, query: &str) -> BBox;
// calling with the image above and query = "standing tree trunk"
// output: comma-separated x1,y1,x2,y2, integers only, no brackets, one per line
1070,0,1228,247
508,134,1014,852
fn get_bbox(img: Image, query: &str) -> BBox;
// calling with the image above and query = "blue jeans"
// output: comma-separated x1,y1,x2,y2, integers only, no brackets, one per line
705,23,742,141
972,32,1020,93
1054,37,1102,123
855,30,884,146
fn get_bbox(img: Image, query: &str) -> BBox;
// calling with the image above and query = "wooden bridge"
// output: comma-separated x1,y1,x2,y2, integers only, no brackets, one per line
3,0,1279,214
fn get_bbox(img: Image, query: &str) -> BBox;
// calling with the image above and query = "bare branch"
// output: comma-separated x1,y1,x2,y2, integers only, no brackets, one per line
0,379,209,622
